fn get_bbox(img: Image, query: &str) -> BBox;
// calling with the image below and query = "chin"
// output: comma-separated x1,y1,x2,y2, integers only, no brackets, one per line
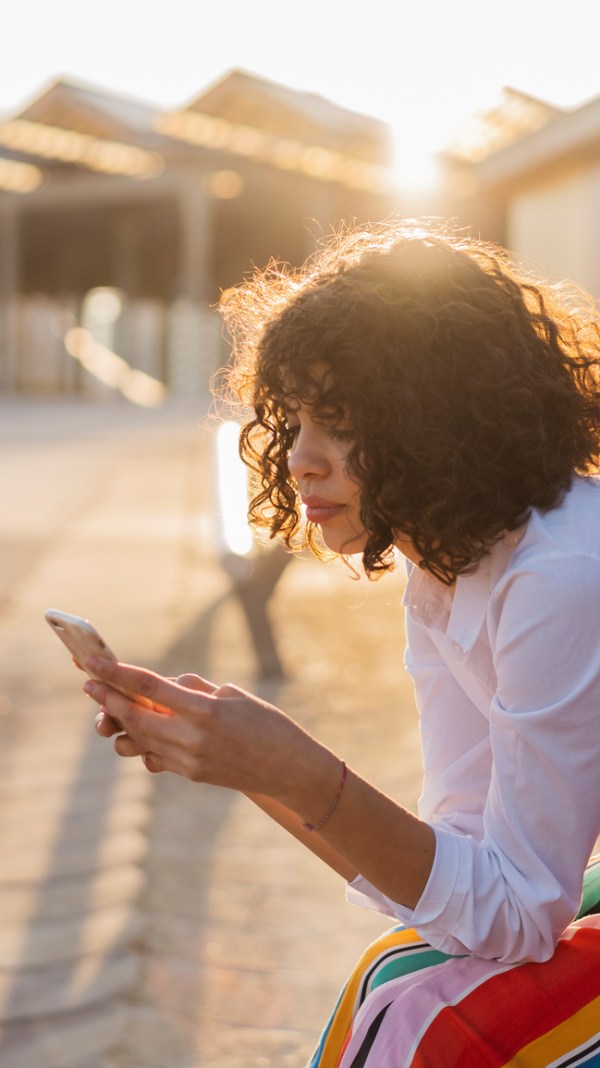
322,532,368,556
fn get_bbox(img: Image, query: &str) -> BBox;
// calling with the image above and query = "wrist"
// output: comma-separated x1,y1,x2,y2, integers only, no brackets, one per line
302,760,347,832
277,736,346,830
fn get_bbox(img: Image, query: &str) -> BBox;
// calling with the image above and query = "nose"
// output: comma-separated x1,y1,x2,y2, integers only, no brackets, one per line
287,427,329,481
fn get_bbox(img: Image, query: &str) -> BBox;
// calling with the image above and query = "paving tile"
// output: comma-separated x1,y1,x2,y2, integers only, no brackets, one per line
135,952,339,1027
0,903,145,968
108,1004,314,1068
0,1001,128,1068
1,827,149,883
195,1025,317,1068
0,799,149,853
102,1002,207,1068
0,864,146,922
0,951,140,1019
2,763,149,812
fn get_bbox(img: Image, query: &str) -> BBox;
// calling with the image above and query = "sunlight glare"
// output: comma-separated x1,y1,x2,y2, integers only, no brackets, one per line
216,422,253,556
390,120,442,196
64,328,166,407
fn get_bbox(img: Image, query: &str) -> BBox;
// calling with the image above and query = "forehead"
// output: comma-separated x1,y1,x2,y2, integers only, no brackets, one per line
270,360,338,406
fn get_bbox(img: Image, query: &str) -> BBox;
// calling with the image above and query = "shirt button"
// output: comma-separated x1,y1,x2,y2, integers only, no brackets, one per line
450,638,462,652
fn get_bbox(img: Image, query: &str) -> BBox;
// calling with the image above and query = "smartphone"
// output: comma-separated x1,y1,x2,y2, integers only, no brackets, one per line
44,609,153,707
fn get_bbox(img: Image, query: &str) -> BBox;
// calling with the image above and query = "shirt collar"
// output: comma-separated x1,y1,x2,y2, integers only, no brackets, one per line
402,522,529,652
402,554,492,655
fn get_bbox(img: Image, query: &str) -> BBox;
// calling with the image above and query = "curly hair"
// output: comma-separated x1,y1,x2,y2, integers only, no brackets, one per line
218,218,600,584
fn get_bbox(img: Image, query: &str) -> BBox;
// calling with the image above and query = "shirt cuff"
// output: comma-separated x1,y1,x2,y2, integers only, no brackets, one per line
346,823,464,933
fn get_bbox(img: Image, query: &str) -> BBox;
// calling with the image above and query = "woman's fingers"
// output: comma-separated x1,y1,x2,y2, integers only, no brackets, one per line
89,670,215,764
83,666,217,778
94,710,121,737
85,678,185,744
93,708,151,768
140,752,162,773
113,731,145,757
84,656,315,800
175,673,217,694
84,657,215,718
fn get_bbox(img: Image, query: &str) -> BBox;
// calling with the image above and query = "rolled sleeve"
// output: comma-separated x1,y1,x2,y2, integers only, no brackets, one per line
346,822,464,941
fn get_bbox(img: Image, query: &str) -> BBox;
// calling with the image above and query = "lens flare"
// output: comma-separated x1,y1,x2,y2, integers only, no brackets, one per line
216,422,253,556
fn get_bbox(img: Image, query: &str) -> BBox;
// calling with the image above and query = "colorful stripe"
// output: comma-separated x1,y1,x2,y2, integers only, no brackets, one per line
410,919,600,1068
307,927,457,1067
308,862,600,1068
579,855,600,917
503,996,600,1067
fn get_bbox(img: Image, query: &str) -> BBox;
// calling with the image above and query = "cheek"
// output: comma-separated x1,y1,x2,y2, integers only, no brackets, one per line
345,477,364,510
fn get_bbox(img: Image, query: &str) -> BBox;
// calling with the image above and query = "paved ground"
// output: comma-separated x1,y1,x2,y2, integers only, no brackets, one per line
0,396,422,1068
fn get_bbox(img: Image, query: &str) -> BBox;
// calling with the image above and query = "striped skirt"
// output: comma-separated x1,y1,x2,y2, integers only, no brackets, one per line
308,858,600,1068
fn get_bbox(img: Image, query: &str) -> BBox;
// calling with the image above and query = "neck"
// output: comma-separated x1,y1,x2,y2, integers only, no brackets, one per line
393,533,423,569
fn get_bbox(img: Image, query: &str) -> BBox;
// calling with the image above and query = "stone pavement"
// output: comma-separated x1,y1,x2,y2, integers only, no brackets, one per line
0,396,422,1068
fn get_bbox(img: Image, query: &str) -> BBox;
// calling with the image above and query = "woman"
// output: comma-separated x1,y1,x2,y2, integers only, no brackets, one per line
85,220,600,1066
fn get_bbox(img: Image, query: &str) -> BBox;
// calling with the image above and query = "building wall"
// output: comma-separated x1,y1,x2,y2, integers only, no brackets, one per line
1,164,395,395
506,161,600,301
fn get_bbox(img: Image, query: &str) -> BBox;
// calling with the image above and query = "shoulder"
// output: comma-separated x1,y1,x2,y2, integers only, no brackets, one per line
494,475,600,589
529,475,600,560
487,477,600,646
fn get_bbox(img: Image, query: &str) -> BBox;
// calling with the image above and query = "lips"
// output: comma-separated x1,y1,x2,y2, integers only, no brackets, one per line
302,495,346,524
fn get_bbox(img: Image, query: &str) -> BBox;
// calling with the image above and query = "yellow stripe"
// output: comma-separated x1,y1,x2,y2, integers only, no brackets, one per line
319,928,424,1066
501,994,600,1067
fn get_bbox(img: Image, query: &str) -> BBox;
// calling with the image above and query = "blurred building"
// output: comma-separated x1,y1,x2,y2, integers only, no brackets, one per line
3,74,599,399
0,70,397,397
442,87,600,301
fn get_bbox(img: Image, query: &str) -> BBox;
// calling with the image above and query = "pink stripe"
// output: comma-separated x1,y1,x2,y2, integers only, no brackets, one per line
340,954,517,1068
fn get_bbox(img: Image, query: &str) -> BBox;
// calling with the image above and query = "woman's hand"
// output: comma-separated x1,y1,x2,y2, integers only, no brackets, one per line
85,659,436,909
84,657,336,808
92,671,211,771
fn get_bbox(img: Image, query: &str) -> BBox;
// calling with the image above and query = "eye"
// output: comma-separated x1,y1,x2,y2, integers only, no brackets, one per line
327,426,354,444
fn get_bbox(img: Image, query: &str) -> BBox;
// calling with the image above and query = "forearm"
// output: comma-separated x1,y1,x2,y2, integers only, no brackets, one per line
255,748,435,910
303,761,435,910
245,791,359,881
85,659,434,909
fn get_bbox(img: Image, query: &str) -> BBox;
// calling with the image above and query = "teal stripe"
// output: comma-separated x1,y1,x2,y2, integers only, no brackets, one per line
577,857,600,918
370,946,454,990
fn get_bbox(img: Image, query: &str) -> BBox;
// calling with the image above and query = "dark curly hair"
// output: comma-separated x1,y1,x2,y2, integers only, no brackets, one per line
219,218,600,584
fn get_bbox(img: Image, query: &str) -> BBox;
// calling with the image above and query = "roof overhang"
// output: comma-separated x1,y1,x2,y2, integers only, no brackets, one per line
477,94,600,189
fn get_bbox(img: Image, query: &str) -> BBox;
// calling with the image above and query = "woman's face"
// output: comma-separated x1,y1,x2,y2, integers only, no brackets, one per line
285,403,368,555
285,400,423,567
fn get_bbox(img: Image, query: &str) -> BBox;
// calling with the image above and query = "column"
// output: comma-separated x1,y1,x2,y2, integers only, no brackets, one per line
168,178,216,396
0,200,19,391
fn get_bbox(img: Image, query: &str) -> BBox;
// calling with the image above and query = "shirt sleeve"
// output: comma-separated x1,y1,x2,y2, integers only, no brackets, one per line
348,551,600,964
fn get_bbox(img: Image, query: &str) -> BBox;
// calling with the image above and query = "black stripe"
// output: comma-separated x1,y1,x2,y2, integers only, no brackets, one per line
553,1034,600,1067
359,942,432,1005
349,1003,393,1068
347,1013,600,1068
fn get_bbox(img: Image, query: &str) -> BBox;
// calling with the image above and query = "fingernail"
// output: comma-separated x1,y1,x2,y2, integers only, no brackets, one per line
83,680,99,697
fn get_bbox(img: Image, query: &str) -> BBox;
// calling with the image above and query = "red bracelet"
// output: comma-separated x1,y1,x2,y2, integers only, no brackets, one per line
302,760,347,832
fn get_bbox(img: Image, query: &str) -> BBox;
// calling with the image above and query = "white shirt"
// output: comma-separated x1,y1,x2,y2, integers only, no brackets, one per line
348,474,600,964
